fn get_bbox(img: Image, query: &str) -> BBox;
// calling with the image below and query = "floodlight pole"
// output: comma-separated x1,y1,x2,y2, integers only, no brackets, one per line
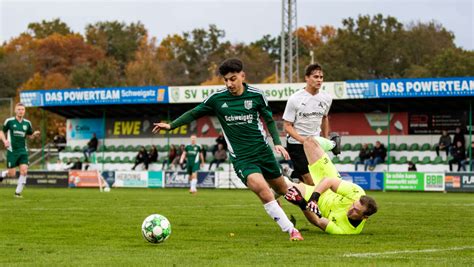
280,0,299,84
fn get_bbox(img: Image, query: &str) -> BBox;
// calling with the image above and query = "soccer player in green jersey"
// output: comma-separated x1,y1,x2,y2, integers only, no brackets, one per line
284,137,378,234
0,103,41,198
180,134,205,194
153,58,303,241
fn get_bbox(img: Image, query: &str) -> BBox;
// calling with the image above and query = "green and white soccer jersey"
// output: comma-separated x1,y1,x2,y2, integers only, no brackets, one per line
196,84,281,181
194,85,275,159
3,117,33,168
185,144,201,174
169,84,282,182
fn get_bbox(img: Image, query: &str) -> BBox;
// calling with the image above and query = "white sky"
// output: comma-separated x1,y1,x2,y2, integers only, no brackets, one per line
1,0,473,50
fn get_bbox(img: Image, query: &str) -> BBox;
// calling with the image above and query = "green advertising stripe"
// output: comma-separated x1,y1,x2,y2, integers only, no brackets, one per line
384,172,424,191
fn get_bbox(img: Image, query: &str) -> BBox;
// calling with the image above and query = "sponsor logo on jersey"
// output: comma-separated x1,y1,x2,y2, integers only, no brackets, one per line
224,114,253,123
244,100,252,110
13,130,26,137
298,111,325,118
318,102,325,109
221,102,228,108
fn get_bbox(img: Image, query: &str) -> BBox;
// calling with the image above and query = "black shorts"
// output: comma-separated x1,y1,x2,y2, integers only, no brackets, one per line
287,143,309,178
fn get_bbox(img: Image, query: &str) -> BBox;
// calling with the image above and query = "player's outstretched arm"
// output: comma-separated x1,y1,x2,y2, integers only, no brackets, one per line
179,151,186,165
29,130,40,139
303,210,330,231
315,178,342,195
152,123,171,134
0,131,9,148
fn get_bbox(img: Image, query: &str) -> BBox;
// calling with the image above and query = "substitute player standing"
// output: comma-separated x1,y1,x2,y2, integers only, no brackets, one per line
180,134,205,194
283,63,340,185
153,58,304,241
0,103,40,197
284,137,378,234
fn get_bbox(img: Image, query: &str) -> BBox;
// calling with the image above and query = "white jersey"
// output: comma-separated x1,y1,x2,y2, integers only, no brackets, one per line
282,89,332,144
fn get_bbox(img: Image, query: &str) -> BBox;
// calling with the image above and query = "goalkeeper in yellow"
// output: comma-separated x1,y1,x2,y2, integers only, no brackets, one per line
284,136,378,234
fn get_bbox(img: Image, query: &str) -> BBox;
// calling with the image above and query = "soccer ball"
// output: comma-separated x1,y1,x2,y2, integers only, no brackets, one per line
141,214,171,243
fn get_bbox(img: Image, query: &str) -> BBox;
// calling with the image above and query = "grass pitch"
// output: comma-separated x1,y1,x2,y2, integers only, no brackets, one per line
0,188,473,266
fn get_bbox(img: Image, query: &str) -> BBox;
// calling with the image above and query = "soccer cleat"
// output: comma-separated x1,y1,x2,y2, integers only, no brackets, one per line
14,193,23,198
289,229,304,241
330,132,341,156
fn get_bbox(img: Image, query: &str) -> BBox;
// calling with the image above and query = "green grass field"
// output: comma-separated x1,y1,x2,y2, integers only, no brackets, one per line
0,188,473,266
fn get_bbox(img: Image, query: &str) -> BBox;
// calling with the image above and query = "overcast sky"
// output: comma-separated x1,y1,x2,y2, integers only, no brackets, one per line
1,0,473,50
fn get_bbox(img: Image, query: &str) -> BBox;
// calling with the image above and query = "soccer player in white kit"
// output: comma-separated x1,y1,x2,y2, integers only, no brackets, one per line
282,63,340,185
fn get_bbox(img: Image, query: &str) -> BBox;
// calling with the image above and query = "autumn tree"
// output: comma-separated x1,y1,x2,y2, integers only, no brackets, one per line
35,33,105,75
429,48,474,77
296,25,336,78
158,25,227,85
125,35,164,86
228,43,274,83
403,21,456,67
251,35,280,61
70,58,122,88
85,21,147,71
315,14,407,80
27,18,72,38
0,46,35,97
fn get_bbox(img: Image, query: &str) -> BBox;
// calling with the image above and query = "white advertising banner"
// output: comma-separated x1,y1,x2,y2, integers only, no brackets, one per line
169,82,346,103
114,171,148,188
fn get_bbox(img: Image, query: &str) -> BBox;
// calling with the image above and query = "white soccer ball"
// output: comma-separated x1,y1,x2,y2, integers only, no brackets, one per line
141,214,172,243
103,187,110,192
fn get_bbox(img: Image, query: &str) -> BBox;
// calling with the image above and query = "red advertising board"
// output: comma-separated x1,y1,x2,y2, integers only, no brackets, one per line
68,170,100,187
328,112,408,136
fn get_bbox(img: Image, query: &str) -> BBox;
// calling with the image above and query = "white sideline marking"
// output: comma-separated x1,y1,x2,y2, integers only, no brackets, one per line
384,202,474,207
343,246,474,258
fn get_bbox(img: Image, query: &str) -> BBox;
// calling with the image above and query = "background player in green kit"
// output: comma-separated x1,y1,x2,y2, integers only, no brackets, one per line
153,58,304,241
0,103,40,198
180,134,205,194
284,137,378,234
